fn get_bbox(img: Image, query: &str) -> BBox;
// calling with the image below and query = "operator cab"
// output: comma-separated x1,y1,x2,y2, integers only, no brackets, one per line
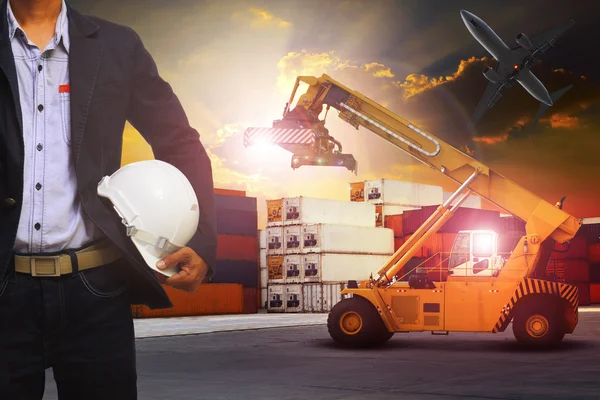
447,230,505,277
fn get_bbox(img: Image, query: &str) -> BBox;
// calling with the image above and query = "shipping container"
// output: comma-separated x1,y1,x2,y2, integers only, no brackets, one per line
267,199,284,227
283,196,376,227
401,232,457,261
376,205,419,227
260,267,268,288
215,188,245,197
579,222,600,245
364,179,443,206
394,237,404,252
285,255,302,283
266,226,283,255
402,206,501,235
302,253,393,283
302,282,350,312
211,260,258,288
216,234,258,262
243,288,258,314
590,263,600,283
214,194,257,212
259,229,267,249
285,284,303,313
443,191,482,209
267,255,284,283
350,182,365,202
576,283,590,306
589,243,600,263
499,215,526,235
385,214,403,237
564,259,590,283
553,236,588,259
260,249,267,269
260,288,268,309
301,224,394,255
216,209,258,236
590,283,600,304
284,225,302,254
133,284,244,318
267,285,285,312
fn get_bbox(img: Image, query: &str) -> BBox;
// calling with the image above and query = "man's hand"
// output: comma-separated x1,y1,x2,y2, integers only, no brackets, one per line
154,247,208,293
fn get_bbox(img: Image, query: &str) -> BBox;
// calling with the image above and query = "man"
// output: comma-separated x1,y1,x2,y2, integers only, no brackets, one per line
0,0,218,398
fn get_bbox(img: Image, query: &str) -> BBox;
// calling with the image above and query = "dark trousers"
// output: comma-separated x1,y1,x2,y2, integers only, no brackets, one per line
0,258,137,399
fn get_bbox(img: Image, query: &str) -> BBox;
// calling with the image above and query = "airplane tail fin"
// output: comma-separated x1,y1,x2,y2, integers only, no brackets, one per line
530,84,573,128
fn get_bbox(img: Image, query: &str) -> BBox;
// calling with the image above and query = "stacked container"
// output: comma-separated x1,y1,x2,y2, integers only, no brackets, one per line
265,195,395,313
363,179,442,227
584,218,600,304
132,188,259,318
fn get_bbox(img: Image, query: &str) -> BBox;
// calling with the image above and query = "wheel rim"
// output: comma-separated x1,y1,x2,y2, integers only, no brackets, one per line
340,311,363,335
525,314,549,338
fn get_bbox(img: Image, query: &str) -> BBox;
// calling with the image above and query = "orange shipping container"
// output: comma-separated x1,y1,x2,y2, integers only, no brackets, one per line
133,284,244,318
394,237,404,252
243,287,258,314
590,284,600,304
402,232,457,260
385,214,403,237
589,243,600,264
217,234,258,261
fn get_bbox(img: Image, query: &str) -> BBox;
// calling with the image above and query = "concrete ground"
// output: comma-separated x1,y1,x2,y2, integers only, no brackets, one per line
42,308,600,399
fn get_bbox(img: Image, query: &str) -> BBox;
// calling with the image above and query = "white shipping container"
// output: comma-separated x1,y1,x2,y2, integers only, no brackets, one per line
284,225,302,254
259,229,267,249
301,224,394,255
364,179,443,206
267,255,284,284
302,253,392,283
260,288,268,309
302,282,350,313
283,196,376,227
443,191,482,209
267,285,285,312
266,227,283,255
260,249,267,269
284,255,302,283
285,284,303,313
260,267,268,288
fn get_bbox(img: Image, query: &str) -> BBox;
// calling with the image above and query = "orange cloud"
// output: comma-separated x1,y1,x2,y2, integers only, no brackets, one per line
473,134,509,144
232,7,292,29
396,56,489,99
363,62,395,78
548,113,581,129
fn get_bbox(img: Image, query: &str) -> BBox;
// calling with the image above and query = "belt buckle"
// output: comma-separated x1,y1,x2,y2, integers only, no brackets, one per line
30,256,62,277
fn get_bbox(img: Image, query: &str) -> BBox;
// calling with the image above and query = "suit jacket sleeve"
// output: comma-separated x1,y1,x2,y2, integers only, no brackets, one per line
125,28,218,280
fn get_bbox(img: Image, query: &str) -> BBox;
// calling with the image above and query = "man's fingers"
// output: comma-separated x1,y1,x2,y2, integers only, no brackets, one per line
156,248,191,270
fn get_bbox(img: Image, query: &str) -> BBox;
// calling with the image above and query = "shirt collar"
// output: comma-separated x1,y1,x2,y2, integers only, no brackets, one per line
6,0,70,53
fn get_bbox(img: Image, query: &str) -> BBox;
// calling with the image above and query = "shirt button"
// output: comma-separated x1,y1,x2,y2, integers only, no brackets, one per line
35,183,42,190
34,223,41,231
37,143,43,151
38,104,44,112
38,65,42,72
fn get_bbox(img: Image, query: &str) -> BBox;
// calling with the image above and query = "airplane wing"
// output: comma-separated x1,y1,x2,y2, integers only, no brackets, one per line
511,18,575,58
468,77,505,130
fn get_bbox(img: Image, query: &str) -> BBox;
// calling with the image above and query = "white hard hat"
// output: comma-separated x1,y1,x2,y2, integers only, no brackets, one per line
97,160,200,277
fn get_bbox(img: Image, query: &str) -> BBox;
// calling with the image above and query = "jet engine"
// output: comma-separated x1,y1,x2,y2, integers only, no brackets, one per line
482,66,499,83
516,33,532,50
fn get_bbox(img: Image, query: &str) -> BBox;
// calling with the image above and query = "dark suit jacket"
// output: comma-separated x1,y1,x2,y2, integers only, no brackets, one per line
0,1,218,309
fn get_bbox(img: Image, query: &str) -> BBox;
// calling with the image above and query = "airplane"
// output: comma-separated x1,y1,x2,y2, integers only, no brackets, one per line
460,10,575,130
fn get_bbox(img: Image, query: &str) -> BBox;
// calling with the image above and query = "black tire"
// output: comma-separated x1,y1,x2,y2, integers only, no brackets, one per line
327,296,394,348
512,301,566,347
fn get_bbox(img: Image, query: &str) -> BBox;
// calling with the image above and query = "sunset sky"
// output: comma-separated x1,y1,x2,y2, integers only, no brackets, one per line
69,0,600,224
